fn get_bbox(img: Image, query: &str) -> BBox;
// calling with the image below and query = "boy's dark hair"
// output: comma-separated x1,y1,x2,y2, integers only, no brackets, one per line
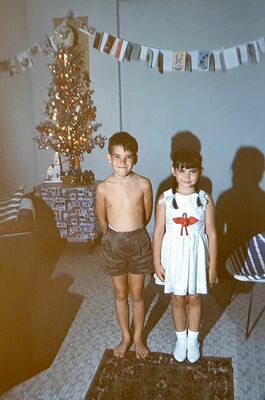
108,131,138,155
172,148,203,208
172,148,202,171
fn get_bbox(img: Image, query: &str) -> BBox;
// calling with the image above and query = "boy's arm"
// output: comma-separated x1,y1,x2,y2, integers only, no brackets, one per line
153,195,166,281
143,178,153,224
95,183,108,235
205,194,218,286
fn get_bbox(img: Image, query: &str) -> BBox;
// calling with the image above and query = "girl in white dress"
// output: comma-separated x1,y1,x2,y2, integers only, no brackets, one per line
153,148,218,363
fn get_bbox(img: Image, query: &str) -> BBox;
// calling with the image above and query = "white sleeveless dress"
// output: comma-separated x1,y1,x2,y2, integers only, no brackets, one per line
155,189,209,295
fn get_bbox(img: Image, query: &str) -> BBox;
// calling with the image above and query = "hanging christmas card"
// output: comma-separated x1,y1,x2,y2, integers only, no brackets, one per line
130,43,141,61
146,48,153,68
124,42,133,61
79,24,96,38
173,51,187,71
247,42,259,63
237,44,248,64
161,50,174,72
93,31,103,50
211,50,223,70
9,58,21,75
222,47,240,69
99,33,109,52
103,34,116,54
113,39,123,59
257,37,265,54
17,51,33,72
139,46,148,61
150,48,159,68
28,43,42,58
118,40,129,62
39,37,53,55
157,51,163,73
198,50,209,70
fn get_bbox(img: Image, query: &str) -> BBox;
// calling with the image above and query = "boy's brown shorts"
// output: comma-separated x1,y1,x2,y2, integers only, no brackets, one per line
100,225,154,276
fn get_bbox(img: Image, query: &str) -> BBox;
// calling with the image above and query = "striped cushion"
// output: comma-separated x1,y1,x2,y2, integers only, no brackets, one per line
226,232,265,281
0,186,25,228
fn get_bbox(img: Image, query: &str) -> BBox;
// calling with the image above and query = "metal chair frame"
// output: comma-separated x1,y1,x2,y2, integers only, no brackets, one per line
225,233,265,339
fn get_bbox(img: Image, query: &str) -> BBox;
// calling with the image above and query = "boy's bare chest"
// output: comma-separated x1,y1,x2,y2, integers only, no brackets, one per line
106,184,143,208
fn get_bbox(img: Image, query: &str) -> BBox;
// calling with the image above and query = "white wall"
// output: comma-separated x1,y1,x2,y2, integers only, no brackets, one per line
0,0,37,196
1,0,264,231
118,0,265,231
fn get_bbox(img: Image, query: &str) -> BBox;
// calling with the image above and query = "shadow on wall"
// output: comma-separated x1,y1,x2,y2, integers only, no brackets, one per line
216,146,265,277
200,146,265,341
0,197,83,395
156,130,212,204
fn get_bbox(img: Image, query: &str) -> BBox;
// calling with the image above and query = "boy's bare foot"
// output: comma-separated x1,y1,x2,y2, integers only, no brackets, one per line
113,337,131,358
134,337,149,359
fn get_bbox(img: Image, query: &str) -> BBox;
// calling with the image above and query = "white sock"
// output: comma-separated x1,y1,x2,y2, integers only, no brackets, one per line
173,330,187,362
187,329,200,363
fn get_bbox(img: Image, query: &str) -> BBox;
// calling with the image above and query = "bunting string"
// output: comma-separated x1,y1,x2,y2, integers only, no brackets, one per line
1,13,265,76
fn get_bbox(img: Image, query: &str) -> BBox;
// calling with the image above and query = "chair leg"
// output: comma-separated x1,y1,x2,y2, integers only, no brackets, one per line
245,284,265,339
245,284,254,339
226,279,237,307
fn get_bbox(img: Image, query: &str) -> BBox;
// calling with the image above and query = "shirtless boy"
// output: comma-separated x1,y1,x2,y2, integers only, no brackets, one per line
96,131,153,359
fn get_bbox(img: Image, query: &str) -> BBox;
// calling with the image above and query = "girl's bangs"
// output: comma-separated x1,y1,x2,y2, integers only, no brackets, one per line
175,160,201,170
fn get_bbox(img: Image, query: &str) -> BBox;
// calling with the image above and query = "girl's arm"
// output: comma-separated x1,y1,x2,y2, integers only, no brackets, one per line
95,183,108,235
153,194,166,281
205,194,218,286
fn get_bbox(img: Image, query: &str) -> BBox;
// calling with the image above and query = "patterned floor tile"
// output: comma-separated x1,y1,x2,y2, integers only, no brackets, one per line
1,243,264,400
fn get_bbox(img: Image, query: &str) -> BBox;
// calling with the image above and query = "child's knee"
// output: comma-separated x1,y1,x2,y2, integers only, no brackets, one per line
172,294,187,308
114,288,129,301
187,295,201,307
130,289,144,303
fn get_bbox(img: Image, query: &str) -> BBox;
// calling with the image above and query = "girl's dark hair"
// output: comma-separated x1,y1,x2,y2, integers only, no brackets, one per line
172,148,203,209
172,148,202,170
108,131,138,155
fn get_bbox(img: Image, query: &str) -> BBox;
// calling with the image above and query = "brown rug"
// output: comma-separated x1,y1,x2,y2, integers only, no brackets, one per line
85,350,234,400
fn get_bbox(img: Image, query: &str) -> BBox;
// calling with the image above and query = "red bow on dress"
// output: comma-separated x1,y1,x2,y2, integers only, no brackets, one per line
172,213,198,236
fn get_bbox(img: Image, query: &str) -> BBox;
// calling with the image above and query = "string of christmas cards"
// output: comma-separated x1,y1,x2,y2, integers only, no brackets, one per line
1,13,265,75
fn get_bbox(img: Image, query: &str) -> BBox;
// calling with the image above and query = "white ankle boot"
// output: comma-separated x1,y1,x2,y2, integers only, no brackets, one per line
173,330,187,362
187,329,200,363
